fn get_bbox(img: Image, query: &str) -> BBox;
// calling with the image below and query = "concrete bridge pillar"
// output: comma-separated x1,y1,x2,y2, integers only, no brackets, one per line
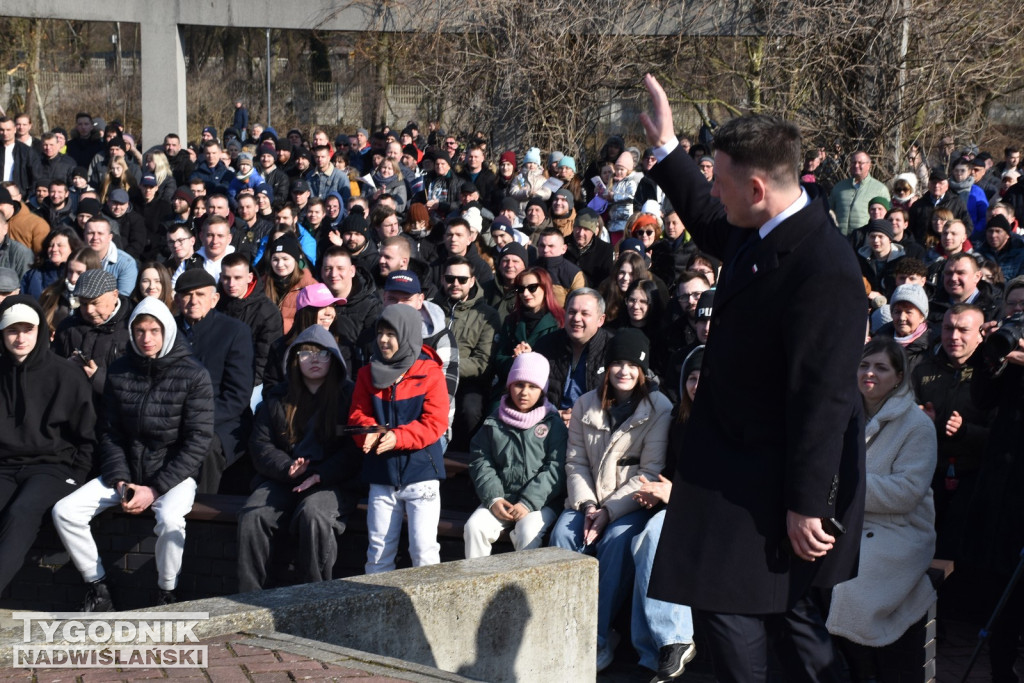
139,17,187,144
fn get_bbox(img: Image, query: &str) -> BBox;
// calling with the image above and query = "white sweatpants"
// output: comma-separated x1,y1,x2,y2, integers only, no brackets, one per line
463,505,557,559
365,480,440,574
52,477,197,591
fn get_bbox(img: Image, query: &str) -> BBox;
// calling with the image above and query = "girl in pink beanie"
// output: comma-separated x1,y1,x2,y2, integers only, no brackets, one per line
463,352,567,558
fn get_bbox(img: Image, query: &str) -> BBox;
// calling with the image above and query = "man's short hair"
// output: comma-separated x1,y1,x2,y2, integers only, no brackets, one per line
445,254,473,271
887,207,909,223
165,133,180,143
947,303,984,319
991,202,1015,220
446,218,471,233
220,253,251,271
76,112,92,122
891,257,927,279
565,287,606,315
1005,146,1020,156
49,178,68,190
538,227,565,244
675,269,711,289
307,197,325,211
713,115,802,186
167,223,192,237
322,245,352,263
945,252,979,271
312,145,331,156
85,215,112,232
203,139,220,152
203,214,230,231
381,236,411,258
40,131,57,143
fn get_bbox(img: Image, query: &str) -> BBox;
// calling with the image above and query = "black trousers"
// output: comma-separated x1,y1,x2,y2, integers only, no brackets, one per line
696,593,843,683
0,463,80,593
236,479,352,593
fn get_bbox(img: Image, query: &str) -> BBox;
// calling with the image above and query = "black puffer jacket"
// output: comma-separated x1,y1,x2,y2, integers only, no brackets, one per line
100,298,214,494
54,295,132,402
535,327,612,409
0,296,96,479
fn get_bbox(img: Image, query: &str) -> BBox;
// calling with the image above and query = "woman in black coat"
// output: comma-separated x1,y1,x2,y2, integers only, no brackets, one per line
237,324,360,592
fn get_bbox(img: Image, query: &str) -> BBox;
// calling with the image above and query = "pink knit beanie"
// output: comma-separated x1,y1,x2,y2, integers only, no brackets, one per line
507,352,550,391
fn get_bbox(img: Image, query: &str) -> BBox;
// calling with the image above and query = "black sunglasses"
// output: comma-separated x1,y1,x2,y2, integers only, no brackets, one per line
516,283,541,295
445,274,470,285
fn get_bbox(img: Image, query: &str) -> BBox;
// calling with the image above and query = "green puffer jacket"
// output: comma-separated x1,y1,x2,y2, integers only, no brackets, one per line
468,406,568,512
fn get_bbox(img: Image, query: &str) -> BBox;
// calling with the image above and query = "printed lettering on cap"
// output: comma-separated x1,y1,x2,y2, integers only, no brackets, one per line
394,274,413,283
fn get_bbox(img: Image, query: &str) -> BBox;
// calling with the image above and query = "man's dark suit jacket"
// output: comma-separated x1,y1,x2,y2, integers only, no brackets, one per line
648,145,867,615
3,141,41,196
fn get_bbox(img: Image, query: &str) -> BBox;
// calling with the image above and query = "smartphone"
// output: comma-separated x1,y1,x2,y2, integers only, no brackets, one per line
821,516,846,538
121,485,135,503
72,349,91,364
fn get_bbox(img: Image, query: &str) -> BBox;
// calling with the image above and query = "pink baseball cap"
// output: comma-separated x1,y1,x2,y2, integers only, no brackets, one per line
296,283,346,310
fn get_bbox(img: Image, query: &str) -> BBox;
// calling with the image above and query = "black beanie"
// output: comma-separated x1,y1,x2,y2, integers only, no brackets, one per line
340,206,369,238
498,242,529,266
988,214,1011,234
866,218,895,242
606,328,650,374
268,233,304,264
526,196,548,217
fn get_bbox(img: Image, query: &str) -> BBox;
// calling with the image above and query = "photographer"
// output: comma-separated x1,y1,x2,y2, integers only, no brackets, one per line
966,281,1024,680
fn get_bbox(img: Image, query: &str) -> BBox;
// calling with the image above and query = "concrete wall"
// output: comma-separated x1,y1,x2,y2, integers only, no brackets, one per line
180,548,595,683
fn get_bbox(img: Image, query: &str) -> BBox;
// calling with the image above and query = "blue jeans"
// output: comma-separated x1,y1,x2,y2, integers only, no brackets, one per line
631,510,694,670
550,508,651,648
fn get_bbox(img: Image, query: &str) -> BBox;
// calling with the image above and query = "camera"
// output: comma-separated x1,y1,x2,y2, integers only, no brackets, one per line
984,312,1024,363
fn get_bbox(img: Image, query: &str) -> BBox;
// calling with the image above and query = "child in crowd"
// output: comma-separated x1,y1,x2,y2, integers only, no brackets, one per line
604,151,643,242
464,353,567,558
348,304,448,573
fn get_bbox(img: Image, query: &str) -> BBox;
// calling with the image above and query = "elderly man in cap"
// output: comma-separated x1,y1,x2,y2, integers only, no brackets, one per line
54,268,132,404
566,208,614,287
53,297,213,610
84,215,138,294
174,269,253,494
909,167,973,243
0,296,96,597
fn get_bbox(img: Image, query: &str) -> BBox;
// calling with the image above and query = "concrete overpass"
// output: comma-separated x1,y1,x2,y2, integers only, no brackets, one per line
2,0,755,141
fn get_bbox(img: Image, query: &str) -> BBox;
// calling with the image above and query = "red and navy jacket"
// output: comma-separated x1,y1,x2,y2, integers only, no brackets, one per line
349,345,448,487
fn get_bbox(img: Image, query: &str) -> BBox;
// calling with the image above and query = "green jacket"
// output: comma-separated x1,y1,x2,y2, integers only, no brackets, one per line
492,310,561,388
435,283,501,381
469,407,568,512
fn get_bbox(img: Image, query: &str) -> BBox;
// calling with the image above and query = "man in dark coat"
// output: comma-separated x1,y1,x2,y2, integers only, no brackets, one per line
909,167,973,243
0,117,41,196
217,253,283,392
174,269,254,494
566,208,614,287
321,246,382,373
642,75,867,682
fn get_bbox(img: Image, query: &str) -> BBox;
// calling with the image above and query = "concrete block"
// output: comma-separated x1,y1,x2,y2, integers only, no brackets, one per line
145,548,594,683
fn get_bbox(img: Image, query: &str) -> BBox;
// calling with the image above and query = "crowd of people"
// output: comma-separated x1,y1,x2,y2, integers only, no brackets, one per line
1,99,1024,682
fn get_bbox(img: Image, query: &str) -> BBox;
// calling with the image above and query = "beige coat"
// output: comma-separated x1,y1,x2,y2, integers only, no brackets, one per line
565,388,672,521
827,387,937,646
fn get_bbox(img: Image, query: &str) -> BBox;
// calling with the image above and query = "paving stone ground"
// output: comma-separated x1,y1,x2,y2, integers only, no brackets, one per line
1,634,467,683
0,617,1015,682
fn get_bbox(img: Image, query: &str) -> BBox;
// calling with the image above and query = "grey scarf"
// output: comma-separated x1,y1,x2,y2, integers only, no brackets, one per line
370,304,424,389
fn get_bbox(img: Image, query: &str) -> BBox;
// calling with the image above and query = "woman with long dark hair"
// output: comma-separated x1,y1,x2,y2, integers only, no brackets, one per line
237,324,359,592
21,227,84,299
263,234,318,334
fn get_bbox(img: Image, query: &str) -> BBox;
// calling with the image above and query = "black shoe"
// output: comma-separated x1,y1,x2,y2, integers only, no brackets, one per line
651,641,696,682
82,580,114,612
157,589,178,606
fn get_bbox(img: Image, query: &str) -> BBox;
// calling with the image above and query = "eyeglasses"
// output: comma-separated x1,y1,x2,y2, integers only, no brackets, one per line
626,297,649,307
516,283,541,295
297,349,330,362
444,274,470,285
168,237,191,245
634,230,657,237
